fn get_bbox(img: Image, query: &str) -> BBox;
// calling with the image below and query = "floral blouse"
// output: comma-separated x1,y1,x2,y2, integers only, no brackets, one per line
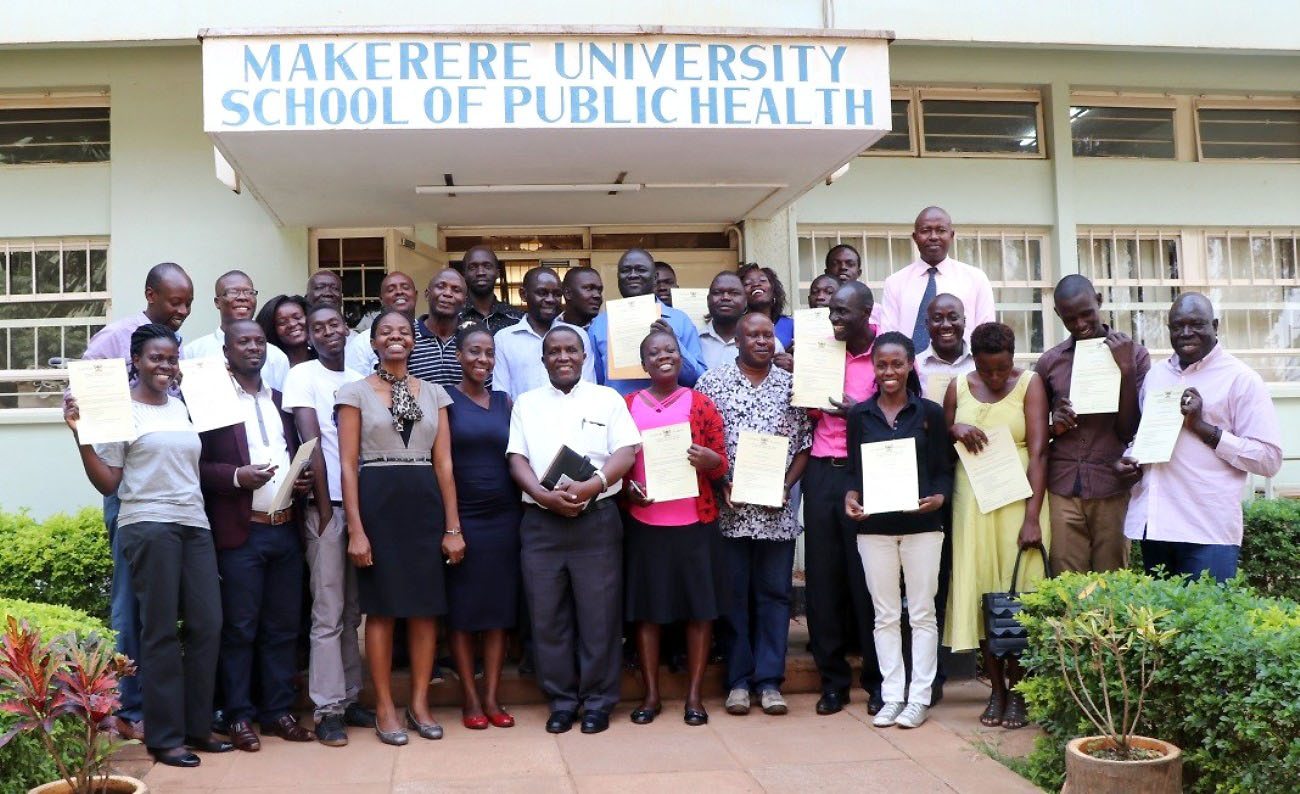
695,362,812,540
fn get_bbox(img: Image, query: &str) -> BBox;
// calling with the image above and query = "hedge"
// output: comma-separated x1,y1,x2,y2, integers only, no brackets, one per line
0,507,111,619
0,599,111,794
1017,570,1300,793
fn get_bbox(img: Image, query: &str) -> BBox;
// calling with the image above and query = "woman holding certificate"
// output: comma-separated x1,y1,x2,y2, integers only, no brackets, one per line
843,331,953,730
622,329,730,726
64,323,230,768
943,322,1049,730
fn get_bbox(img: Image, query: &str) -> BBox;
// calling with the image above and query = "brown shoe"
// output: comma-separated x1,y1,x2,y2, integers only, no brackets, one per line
262,714,314,742
114,716,145,742
228,719,261,752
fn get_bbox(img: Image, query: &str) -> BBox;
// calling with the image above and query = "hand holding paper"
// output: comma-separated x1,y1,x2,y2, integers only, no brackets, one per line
1130,387,1184,464
66,359,135,444
954,424,1032,513
1068,338,1121,414
606,294,661,380
730,431,789,508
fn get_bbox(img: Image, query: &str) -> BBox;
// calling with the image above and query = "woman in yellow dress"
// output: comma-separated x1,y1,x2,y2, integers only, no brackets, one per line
942,322,1049,730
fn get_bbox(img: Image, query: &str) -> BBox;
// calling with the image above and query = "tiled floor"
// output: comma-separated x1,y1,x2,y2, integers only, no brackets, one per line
138,682,1044,793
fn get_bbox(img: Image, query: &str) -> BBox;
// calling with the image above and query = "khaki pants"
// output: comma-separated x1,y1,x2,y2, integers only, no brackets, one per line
302,508,363,719
1047,493,1131,574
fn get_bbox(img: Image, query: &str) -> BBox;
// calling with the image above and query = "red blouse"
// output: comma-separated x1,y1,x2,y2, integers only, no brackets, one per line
622,388,730,523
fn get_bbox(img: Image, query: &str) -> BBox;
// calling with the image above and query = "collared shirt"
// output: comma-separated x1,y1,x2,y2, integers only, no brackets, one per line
460,299,524,336
409,314,463,386
344,329,378,377
695,362,812,541
810,343,878,458
699,321,785,372
183,328,290,391
1036,328,1151,499
915,344,976,403
82,312,184,388
878,257,996,341
280,360,362,502
506,379,641,506
232,377,292,513
492,317,596,401
1124,345,1281,546
846,392,953,536
588,300,708,396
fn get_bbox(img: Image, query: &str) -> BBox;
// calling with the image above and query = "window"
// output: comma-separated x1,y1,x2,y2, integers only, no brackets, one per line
0,239,109,410
1197,102,1300,161
315,235,387,327
0,94,110,165
861,87,1043,158
797,226,1054,355
1078,228,1300,382
864,98,913,153
1070,105,1176,159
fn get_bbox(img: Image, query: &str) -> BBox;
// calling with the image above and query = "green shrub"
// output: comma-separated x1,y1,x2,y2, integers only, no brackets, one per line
1239,498,1300,603
0,507,111,619
0,599,109,794
1018,570,1300,793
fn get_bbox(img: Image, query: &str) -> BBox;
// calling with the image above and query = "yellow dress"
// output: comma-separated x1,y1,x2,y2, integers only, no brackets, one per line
944,369,1050,652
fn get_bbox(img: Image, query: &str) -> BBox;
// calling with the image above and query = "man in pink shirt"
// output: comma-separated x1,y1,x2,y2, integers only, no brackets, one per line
1116,293,1281,583
879,207,995,349
802,281,882,716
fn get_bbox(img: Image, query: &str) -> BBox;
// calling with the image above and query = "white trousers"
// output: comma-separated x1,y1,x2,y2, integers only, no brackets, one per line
856,531,944,705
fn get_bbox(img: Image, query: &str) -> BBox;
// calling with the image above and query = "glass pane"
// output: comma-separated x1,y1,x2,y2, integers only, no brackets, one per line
951,238,979,266
860,236,897,284
1002,238,1028,282
0,108,110,164
869,99,912,152
1070,106,1175,158
995,288,1044,353
89,248,107,292
317,238,341,267
363,268,384,299
10,249,32,294
34,249,61,293
921,100,1040,155
64,325,89,359
0,249,7,296
1199,108,1300,160
10,327,35,369
64,248,87,292
0,299,107,321
340,236,384,265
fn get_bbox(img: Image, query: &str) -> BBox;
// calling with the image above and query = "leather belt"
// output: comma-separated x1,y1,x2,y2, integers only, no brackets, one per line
823,457,850,468
251,507,295,526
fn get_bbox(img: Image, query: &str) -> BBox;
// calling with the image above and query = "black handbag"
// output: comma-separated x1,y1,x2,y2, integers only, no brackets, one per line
982,546,1052,659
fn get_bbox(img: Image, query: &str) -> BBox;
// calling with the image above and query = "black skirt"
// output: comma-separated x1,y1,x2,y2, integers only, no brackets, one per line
356,462,448,618
623,516,725,623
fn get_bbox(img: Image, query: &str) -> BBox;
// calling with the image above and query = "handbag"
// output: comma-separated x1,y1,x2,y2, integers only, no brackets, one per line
982,546,1052,659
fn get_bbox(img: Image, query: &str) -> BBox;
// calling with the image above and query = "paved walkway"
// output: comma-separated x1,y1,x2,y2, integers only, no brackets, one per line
139,682,1043,793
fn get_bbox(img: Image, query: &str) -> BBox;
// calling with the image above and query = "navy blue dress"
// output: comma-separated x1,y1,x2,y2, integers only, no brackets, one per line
445,386,521,632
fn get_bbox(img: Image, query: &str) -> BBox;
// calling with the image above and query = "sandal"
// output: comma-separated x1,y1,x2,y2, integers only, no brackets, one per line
1001,692,1029,730
980,691,1004,727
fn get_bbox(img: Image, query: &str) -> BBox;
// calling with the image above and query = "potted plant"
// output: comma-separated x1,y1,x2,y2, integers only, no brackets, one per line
0,616,147,794
1045,580,1182,794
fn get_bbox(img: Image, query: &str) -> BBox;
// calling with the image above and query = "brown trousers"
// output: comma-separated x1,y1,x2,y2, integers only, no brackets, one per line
1047,492,1131,574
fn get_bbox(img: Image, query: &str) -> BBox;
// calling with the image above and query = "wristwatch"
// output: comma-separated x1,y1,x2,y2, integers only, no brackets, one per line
444,527,462,536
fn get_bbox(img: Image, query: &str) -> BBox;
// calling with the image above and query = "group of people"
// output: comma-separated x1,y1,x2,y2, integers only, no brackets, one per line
63,204,1282,769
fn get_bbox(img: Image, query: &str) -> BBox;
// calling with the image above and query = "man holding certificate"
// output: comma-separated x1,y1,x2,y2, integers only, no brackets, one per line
1035,275,1149,574
696,313,812,718
1116,293,1281,583
197,320,315,750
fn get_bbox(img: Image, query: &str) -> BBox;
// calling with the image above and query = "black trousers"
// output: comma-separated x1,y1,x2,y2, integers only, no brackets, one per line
801,457,881,694
117,521,222,751
521,499,623,714
216,522,303,724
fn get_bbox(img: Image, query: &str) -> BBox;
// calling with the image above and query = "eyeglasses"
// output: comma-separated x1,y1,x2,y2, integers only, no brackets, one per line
222,288,258,298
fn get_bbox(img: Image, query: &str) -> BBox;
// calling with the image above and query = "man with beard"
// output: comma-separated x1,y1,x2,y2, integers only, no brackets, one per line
493,266,596,401
460,245,524,334
184,270,290,390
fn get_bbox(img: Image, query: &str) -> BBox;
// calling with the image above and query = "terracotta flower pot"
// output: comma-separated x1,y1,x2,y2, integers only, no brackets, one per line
27,775,148,794
1062,735,1181,794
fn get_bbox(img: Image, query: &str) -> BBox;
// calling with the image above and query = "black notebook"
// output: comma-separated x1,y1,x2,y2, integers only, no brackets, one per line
540,444,598,490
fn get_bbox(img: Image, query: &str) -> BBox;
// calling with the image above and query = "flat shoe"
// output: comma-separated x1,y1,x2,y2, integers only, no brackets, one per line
405,709,443,740
462,712,489,730
487,709,515,728
375,725,409,746
545,710,576,734
629,705,661,725
683,708,709,726
150,747,201,767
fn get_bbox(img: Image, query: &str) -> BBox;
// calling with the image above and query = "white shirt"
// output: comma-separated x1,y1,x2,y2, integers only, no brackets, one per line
492,317,597,401
344,331,378,377
915,344,976,403
183,328,290,391
699,320,785,372
232,378,292,513
506,379,641,505
878,257,996,342
280,360,362,502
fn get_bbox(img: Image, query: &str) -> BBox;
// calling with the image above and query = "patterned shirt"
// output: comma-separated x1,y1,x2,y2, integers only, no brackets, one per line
460,299,524,336
409,314,464,386
695,362,812,541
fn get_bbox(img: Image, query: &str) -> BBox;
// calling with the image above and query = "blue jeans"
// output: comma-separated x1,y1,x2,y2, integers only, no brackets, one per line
1141,539,1239,584
105,493,144,723
721,536,796,693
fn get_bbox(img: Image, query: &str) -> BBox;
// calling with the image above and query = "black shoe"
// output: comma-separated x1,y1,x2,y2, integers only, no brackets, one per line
816,689,849,716
546,710,576,734
184,735,234,753
629,705,661,725
150,747,201,767
315,714,348,747
211,709,229,736
683,707,709,726
867,689,885,716
580,710,610,734
343,702,376,728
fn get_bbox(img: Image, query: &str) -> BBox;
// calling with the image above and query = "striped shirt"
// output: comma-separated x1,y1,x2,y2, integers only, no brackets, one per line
409,315,464,387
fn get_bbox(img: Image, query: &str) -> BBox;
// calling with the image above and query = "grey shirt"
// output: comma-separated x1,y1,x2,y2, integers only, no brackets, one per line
94,397,209,530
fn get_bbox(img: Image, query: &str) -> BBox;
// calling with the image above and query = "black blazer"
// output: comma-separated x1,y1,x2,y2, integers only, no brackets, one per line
846,392,953,536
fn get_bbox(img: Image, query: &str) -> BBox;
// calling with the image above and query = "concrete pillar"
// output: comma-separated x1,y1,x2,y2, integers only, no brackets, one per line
1045,80,1078,279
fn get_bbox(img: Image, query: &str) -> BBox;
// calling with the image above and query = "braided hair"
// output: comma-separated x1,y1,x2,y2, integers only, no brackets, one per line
872,330,923,397
128,323,180,382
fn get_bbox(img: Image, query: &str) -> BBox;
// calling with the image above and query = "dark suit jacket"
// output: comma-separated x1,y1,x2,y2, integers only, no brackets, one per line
199,388,301,551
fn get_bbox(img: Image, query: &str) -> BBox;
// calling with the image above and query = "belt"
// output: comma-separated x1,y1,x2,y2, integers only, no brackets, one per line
361,454,432,466
251,507,295,526
815,456,850,468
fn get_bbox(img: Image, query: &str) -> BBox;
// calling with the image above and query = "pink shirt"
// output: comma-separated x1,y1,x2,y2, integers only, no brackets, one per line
627,388,700,526
878,257,996,339
810,345,878,458
1124,345,1282,546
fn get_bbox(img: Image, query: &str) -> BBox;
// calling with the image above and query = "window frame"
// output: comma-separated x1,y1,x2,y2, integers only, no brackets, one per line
859,86,1045,159
1067,93,1179,161
0,90,111,168
1194,96,1300,164
858,88,919,157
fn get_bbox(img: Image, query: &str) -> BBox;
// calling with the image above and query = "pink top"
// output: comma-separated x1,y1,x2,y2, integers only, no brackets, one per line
878,257,996,340
628,387,701,527
1124,345,1281,546
810,344,878,458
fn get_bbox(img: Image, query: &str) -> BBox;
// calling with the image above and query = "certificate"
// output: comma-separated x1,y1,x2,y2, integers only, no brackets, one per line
1131,387,1185,464
670,288,710,332
179,357,244,432
605,294,661,380
925,373,954,403
859,437,919,514
66,359,135,445
730,431,789,508
1068,338,1121,415
641,422,698,502
270,437,317,513
791,338,846,409
954,425,1033,514
793,307,834,344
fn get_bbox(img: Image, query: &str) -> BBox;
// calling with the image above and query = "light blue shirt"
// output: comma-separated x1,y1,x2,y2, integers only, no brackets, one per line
588,299,707,396
491,317,596,401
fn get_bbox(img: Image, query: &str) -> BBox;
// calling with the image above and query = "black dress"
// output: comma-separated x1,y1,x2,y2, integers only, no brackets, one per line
444,386,521,631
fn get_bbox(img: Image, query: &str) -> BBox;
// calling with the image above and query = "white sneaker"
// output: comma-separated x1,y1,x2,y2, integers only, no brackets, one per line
759,689,788,715
895,703,929,729
872,701,905,727
725,688,751,715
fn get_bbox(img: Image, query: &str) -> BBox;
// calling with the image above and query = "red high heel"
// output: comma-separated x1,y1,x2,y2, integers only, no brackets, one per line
462,712,489,730
487,709,515,728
